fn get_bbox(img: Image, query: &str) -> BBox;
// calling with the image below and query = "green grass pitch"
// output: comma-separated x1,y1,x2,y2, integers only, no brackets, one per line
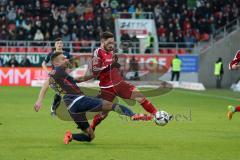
0,86,240,160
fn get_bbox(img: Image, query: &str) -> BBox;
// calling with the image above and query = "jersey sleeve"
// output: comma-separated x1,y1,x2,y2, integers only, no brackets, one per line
229,51,240,70
65,52,72,60
92,49,107,73
44,52,52,63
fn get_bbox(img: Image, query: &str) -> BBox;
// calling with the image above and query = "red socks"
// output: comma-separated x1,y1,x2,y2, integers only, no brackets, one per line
140,99,157,114
91,99,158,129
91,113,108,130
235,106,240,112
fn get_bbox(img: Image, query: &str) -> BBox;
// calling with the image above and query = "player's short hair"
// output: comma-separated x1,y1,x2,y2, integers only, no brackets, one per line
100,31,114,40
50,51,63,62
55,38,62,42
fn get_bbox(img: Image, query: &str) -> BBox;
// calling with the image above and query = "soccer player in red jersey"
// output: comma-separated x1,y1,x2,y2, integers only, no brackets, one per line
227,50,240,120
90,32,164,129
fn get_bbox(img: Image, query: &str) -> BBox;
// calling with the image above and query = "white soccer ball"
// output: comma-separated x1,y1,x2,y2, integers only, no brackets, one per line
154,111,170,126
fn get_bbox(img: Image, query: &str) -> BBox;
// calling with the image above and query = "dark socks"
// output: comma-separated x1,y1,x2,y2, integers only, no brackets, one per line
112,104,135,117
72,133,92,142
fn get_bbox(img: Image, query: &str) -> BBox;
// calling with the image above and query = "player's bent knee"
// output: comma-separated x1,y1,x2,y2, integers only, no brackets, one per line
102,100,113,111
131,90,145,100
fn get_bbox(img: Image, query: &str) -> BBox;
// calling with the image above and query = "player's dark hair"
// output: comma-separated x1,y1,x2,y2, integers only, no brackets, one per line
54,38,62,42
50,51,63,62
51,38,63,51
100,31,114,40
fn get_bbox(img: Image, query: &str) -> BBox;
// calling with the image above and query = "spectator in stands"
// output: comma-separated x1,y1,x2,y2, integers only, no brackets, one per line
60,9,68,23
7,7,16,21
175,32,184,43
131,33,140,54
76,2,84,16
110,0,119,11
62,29,71,41
8,26,16,40
17,28,26,40
101,0,109,9
145,32,154,54
52,25,60,40
0,0,238,52
44,31,51,41
22,18,32,33
144,4,153,18
119,2,127,12
135,3,144,19
168,32,175,43
102,8,113,31
171,55,182,82
128,4,136,14
159,33,167,49
20,54,31,67
154,4,162,19
0,0,8,6
34,29,44,41
157,24,166,37
129,56,139,80
184,33,195,48
159,33,167,43
0,30,8,39
7,54,19,67
121,32,131,53
68,3,76,18
214,57,224,89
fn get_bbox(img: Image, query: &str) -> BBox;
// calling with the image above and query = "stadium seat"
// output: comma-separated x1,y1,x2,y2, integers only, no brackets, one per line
18,47,26,52
159,49,168,54
0,47,5,52
9,47,17,53
168,49,177,54
178,48,186,54
27,47,35,53
45,48,52,53
201,33,210,41
36,48,45,53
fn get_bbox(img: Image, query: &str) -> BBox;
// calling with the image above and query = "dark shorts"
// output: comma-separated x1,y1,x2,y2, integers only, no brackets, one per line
100,81,136,102
68,96,103,130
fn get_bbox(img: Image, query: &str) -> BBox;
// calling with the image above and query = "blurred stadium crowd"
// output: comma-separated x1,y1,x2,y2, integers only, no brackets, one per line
0,0,239,43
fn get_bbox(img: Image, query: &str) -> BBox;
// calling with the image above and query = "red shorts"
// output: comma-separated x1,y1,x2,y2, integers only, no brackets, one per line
100,81,136,102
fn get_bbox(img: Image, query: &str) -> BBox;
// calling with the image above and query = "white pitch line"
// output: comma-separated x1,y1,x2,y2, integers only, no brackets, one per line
174,89,240,102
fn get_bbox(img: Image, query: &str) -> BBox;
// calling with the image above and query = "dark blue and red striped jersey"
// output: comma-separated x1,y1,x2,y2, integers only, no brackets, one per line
49,66,83,106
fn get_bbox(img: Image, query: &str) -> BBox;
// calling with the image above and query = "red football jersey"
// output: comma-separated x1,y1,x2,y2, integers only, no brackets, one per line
92,47,123,88
229,50,240,70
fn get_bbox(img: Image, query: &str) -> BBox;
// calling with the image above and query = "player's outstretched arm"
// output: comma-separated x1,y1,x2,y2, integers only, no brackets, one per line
75,75,96,82
229,64,240,70
42,61,50,73
34,78,50,112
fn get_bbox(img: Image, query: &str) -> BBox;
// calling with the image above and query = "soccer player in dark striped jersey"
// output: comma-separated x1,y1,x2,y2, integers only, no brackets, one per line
41,38,72,116
34,51,153,144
